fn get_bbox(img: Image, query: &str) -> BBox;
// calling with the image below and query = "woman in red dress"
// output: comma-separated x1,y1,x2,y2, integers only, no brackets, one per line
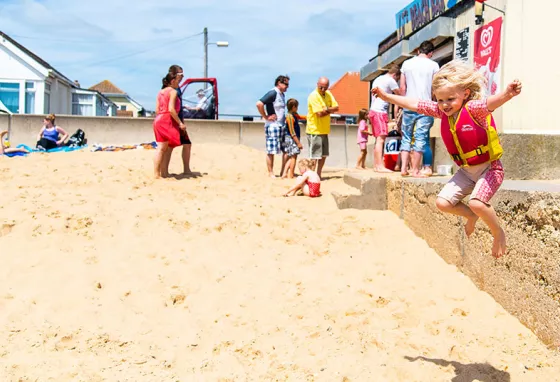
153,72,186,178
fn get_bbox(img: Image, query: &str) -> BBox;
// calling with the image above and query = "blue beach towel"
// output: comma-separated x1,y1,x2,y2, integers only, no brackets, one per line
3,144,87,157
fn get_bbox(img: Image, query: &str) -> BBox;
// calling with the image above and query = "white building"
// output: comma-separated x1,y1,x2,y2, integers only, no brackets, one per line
360,0,558,135
0,31,116,117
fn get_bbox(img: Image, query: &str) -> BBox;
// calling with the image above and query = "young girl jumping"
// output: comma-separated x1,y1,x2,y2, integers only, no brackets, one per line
372,60,522,258
283,159,321,197
355,108,371,170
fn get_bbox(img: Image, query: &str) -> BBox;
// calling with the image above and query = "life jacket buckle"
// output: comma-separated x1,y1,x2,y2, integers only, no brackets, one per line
475,147,484,156
452,154,462,161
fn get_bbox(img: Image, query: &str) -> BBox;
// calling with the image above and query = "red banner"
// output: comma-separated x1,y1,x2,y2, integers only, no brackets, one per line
473,17,502,95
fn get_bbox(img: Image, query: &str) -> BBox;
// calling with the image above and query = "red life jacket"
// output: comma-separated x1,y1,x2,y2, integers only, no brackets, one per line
441,104,503,167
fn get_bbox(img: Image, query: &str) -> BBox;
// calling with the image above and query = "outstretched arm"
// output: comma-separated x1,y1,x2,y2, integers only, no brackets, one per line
487,79,522,111
283,173,309,196
371,87,419,112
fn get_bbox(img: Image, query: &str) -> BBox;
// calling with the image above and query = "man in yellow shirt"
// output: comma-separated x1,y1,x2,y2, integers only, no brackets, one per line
306,77,339,177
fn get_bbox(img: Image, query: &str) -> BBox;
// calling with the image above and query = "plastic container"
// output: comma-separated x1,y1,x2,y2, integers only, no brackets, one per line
437,165,453,176
383,136,401,170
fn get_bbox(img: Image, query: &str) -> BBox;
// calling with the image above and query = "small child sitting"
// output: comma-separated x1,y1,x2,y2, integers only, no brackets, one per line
283,159,321,197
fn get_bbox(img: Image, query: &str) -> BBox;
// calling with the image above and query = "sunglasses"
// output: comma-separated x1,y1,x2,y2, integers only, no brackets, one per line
318,85,328,90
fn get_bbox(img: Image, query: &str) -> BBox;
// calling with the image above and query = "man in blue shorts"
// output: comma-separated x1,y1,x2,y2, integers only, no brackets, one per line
256,75,289,178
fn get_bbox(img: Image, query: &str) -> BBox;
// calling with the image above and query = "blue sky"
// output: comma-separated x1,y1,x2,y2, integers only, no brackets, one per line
0,0,411,116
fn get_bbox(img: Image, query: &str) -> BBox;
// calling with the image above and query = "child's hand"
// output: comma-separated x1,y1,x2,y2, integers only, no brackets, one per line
371,87,387,100
506,80,522,98
297,143,303,150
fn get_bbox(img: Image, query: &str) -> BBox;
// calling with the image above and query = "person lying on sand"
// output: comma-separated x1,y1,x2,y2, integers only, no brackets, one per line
283,159,321,198
1,130,30,155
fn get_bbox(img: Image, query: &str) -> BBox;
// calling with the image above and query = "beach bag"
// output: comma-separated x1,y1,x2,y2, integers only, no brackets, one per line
66,129,86,147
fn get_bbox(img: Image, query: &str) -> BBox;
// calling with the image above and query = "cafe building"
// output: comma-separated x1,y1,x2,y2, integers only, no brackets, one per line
360,0,558,135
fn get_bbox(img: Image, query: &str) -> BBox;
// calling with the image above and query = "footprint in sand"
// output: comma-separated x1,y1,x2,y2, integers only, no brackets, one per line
1,221,15,237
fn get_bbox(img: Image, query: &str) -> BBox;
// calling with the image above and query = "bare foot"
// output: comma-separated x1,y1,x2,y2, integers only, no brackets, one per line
401,171,410,177
492,228,507,258
420,167,433,177
355,166,365,170
269,174,276,178
411,170,428,178
464,216,478,238
374,167,393,173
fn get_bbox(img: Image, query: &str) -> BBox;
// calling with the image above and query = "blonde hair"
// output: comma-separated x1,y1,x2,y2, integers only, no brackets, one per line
45,114,56,123
432,60,487,100
298,159,316,171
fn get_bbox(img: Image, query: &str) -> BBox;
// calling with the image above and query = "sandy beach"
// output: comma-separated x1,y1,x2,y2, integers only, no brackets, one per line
1,144,559,381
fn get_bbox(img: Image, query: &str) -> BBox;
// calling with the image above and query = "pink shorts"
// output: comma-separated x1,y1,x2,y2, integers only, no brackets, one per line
368,110,389,137
438,160,504,205
358,142,367,150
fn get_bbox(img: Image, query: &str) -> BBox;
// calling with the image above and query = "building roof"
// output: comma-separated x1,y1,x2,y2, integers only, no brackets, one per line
89,80,126,95
329,72,369,115
0,31,75,86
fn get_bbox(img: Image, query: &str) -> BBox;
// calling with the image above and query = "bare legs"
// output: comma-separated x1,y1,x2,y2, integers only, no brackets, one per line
373,135,392,172
0,130,29,155
161,147,173,177
280,153,288,178
356,149,367,169
266,154,275,178
410,151,424,177
435,197,506,258
282,155,297,179
316,157,326,178
400,151,410,176
153,142,169,178
181,144,192,174
468,199,506,258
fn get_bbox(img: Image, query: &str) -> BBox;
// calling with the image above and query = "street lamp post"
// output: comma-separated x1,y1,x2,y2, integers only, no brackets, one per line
203,27,229,78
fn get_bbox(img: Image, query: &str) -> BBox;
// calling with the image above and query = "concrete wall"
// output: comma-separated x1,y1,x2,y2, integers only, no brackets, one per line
334,172,560,347
1,114,559,180
386,177,560,347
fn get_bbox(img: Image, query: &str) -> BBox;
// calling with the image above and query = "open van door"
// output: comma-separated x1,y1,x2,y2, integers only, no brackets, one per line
179,78,218,120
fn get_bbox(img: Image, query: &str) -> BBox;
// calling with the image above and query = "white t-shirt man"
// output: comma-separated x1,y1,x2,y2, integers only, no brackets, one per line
370,74,399,113
400,56,439,101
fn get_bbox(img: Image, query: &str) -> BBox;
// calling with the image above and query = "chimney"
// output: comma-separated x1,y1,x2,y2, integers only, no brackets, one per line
74,80,81,88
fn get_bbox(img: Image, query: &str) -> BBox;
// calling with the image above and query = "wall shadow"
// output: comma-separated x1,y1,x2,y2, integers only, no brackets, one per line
404,356,510,382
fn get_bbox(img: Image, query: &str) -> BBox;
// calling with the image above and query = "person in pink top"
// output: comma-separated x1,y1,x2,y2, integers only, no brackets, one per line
355,108,372,170
283,159,321,198
372,60,522,258
153,71,186,179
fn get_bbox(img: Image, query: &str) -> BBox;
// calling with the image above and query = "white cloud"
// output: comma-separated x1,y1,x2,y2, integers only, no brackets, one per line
1,0,411,115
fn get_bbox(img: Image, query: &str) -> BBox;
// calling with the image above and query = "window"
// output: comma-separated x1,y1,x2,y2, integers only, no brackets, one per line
120,105,127,111
44,82,51,113
25,82,35,114
0,82,20,113
72,93,94,116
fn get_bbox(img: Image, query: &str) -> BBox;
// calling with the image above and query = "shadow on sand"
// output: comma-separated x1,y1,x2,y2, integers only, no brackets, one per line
170,171,206,180
404,356,511,382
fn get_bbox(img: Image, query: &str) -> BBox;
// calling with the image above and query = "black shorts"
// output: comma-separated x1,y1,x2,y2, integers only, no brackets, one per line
180,130,192,145
36,138,58,151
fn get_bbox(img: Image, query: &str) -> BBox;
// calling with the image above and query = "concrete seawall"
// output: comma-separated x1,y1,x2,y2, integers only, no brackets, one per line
1,114,560,179
333,172,560,347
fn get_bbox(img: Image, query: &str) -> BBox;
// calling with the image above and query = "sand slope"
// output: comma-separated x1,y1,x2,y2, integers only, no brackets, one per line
0,144,559,381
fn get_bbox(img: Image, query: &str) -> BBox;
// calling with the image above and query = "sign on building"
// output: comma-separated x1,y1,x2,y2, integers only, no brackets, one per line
455,27,470,61
474,17,502,95
396,0,464,40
